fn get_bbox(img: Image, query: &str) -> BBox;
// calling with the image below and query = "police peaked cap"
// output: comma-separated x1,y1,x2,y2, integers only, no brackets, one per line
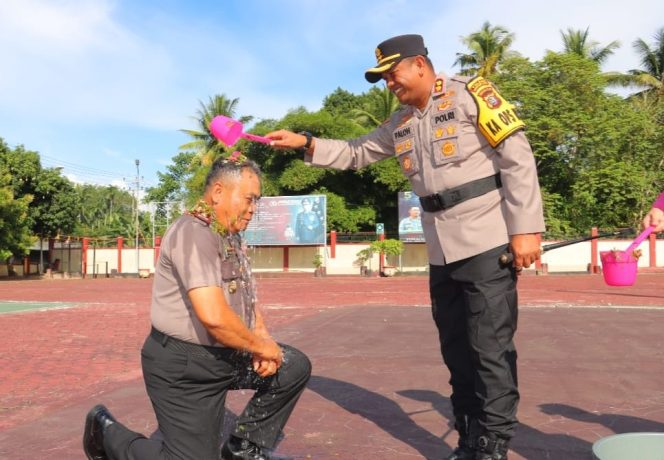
365,34,428,83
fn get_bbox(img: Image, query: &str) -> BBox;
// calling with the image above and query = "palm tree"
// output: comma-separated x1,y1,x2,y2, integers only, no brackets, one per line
607,28,664,100
179,94,252,166
560,27,620,64
454,21,516,78
351,86,400,129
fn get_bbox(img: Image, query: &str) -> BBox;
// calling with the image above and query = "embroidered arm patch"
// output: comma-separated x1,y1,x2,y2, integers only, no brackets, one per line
466,76,525,148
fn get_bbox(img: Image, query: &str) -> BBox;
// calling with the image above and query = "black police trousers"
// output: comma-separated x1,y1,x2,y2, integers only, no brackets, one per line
103,332,312,460
430,244,519,439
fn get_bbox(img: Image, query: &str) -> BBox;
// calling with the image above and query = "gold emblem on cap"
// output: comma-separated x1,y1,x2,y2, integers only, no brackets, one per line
375,47,384,63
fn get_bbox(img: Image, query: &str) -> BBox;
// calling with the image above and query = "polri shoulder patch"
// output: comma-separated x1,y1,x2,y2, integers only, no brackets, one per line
466,76,525,148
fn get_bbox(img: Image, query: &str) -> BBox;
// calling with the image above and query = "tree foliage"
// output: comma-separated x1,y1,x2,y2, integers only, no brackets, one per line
0,138,78,242
0,164,33,259
496,52,664,235
560,27,620,64
454,21,517,77
7,24,658,245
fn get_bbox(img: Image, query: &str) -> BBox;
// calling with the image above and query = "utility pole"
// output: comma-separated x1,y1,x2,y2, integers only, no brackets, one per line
135,159,140,275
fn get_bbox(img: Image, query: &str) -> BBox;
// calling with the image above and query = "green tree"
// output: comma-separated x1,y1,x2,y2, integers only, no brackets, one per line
0,139,77,239
244,107,393,232
496,52,662,233
74,184,135,238
454,21,517,77
178,95,259,201
0,165,33,260
179,94,249,165
606,27,664,99
560,27,620,64
351,85,400,129
322,87,365,117
32,168,78,238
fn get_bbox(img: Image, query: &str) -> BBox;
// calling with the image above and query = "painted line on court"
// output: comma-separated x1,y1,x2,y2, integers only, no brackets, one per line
0,301,79,314
522,303,664,311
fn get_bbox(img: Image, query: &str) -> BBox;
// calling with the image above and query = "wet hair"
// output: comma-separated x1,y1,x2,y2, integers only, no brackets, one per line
204,157,262,191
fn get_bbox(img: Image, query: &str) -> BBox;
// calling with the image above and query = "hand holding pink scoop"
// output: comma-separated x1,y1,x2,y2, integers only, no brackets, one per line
209,115,272,147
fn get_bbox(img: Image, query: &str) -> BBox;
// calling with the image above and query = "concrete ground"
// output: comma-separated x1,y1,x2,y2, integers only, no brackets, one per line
1,272,663,459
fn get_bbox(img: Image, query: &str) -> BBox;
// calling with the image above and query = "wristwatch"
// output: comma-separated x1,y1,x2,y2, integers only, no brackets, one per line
297,131,313,153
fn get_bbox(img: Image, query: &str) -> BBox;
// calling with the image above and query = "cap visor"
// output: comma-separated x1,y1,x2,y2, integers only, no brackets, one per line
364,62,395,83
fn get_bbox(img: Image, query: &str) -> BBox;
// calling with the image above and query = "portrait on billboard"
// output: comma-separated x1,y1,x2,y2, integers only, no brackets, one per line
398,191,425,242
244,195,326,246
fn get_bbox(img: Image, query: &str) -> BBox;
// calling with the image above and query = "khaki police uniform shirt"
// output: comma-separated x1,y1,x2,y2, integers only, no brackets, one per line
308,73,545,265
151,214,250,346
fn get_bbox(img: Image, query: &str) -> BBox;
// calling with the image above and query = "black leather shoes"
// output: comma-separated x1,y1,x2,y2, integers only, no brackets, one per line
83,404,117,460
221,435,292,460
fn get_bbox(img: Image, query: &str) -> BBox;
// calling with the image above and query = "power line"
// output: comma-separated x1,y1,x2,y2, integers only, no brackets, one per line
40,154,129,179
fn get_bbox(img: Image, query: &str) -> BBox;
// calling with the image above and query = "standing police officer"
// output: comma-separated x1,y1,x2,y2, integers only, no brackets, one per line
267,34,545,460
83,156,311,460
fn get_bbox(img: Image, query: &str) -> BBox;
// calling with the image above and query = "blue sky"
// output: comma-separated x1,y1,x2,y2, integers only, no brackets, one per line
1,0,662,192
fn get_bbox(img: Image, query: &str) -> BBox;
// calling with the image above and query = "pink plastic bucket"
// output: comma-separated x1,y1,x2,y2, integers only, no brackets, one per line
600,251,638,286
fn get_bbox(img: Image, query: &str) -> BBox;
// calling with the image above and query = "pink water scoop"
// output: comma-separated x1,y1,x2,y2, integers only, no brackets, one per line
209,115,272,147
600,226,654,286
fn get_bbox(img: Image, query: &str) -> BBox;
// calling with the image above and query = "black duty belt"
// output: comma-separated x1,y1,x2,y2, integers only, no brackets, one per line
150,327,233,358
419,173,502,213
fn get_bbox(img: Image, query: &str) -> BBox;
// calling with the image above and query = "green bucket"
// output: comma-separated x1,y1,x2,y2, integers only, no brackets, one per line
592,432,664,460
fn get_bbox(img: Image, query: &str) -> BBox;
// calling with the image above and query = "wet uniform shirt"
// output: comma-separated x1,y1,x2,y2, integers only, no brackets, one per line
307,73,545,265
151,214,256,346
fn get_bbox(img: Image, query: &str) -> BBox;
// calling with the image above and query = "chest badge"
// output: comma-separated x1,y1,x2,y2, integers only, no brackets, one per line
441,141,456,157
402,155,413,171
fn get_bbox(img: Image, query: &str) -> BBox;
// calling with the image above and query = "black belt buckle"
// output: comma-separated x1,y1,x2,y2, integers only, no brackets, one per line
420,193,444,212
430,193,445,211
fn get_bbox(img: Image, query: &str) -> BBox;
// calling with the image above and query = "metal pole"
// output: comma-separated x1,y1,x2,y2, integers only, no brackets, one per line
135,159,140,275
151,202,156,248
39,237,44,274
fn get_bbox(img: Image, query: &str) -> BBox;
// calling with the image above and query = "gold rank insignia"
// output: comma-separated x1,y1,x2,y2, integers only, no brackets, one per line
433,78,445,94
395,139,413,154
228,280,237,293
375,47,383,61
441,141,456,157
435,124,457,139
437,100,453,111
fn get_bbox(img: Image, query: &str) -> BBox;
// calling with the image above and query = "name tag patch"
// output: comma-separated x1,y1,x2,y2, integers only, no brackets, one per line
432,109,457,127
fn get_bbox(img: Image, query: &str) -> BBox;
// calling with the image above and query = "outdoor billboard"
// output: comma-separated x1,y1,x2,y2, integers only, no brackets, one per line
244,195,327,246
398,191,425,243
